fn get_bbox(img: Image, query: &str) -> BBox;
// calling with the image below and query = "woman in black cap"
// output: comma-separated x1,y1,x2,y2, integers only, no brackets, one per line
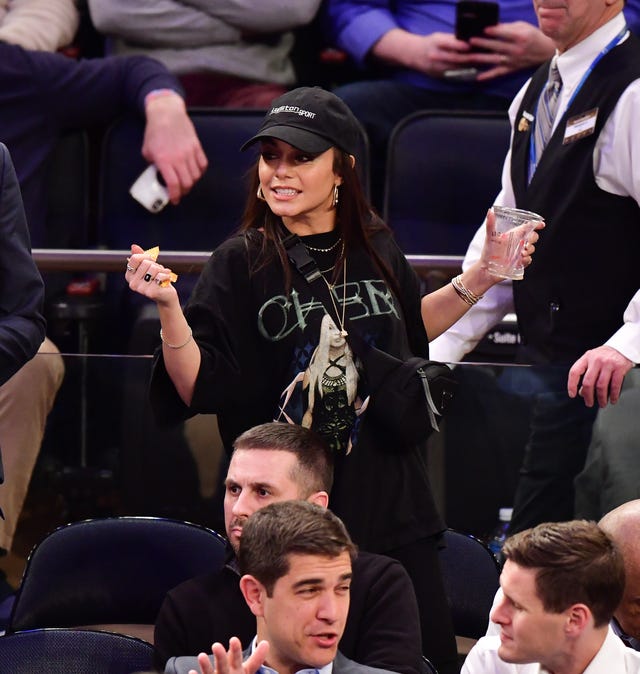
126,86,540,674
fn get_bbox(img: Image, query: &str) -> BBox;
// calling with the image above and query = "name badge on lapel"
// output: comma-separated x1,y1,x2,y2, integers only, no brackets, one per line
563,108,598,145
518,110,534,132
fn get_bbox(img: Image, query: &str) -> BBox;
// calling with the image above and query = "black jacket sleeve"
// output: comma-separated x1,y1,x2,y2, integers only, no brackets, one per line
342,552,423,674
0,143,45,386
154,567,256,671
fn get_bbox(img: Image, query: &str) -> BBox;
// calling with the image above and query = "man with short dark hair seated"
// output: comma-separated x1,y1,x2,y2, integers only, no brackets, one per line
164,500,397,674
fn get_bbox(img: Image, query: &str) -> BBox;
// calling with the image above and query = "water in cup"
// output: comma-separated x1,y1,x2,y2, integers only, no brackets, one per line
488,206,544,280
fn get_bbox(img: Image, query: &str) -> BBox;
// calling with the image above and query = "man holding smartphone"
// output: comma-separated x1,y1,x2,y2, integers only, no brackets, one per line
326,0,640,207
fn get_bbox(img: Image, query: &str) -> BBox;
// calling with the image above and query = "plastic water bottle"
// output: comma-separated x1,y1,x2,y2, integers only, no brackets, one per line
487,507,513,565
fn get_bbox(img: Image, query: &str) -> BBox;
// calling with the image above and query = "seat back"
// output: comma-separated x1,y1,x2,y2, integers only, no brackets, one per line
421,656,438,674
97,109,266,252
438,528,501,639
8,516,226,633
0,628,154,674
383,111,510,254
45,130,90,248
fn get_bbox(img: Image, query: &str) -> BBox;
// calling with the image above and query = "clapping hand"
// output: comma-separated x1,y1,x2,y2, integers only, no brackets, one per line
189,638,270,674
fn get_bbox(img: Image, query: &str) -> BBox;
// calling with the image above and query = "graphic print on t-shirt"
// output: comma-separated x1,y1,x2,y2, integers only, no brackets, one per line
257,279,399,342
262,276,400,454
302,314,360,452
278,313,366,454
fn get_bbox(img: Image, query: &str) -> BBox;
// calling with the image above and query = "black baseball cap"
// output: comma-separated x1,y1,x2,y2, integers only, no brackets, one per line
241,87,361,157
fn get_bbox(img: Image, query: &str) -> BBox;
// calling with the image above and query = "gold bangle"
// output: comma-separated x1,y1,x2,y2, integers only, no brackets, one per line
160,326,193,349
451,274,483,306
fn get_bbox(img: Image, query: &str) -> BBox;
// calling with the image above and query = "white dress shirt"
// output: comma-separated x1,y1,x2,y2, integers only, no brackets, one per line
429,12,640,365
461,626,640,674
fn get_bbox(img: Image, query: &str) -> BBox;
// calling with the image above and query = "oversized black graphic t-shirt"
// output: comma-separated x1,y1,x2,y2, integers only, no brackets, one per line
150,229,444,552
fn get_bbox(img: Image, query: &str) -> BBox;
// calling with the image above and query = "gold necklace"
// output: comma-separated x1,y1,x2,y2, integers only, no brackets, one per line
304,235,343,253
321,256,348,337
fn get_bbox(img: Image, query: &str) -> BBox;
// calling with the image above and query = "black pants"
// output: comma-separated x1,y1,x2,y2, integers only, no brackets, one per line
388,535,460,674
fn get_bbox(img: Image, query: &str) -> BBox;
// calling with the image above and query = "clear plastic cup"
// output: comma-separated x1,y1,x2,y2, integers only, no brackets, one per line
487,206,544,280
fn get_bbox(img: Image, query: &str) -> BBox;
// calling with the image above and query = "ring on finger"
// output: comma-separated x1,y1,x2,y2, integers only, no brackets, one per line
143,273,153,282
155,278,163,286
126,264,136,272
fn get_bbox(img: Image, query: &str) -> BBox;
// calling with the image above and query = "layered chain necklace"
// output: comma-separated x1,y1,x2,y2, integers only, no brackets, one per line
323,255,348,338
308,236,343,274
305,235,343,254
303,234,348,338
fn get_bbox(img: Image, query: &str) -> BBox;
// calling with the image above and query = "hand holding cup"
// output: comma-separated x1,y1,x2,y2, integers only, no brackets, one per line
485,205,544,280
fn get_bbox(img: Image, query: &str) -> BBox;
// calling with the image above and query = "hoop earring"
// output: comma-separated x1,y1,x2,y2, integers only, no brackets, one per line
333,184,339,208
257,185,266,201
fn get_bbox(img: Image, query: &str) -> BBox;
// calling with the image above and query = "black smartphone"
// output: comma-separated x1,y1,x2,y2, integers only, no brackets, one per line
455,0,500,41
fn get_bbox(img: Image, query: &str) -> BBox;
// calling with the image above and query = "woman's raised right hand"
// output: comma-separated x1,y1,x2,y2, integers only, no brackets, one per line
125,243,179,304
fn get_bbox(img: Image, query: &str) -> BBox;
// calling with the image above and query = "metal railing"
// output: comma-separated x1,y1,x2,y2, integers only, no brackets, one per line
32,249,464,282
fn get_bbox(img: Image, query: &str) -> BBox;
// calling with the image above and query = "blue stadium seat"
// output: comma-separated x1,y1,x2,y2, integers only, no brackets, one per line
383,111,510,255
8,516,226,640
46,130,90,248
96,109,266,252
439,528,501,639
0,628,153,674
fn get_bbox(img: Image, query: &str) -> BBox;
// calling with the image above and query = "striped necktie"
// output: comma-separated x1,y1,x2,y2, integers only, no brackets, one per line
534,57,563,164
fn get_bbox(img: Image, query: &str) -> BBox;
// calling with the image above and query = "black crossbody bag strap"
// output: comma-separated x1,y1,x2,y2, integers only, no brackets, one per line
280,231,352,328
281,229,374,361
281,231,331,297
280,231,370,352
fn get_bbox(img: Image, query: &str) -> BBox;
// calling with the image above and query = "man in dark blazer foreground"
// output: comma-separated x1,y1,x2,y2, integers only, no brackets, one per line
155,423,422,674
164,500,398,674
0,142,46,492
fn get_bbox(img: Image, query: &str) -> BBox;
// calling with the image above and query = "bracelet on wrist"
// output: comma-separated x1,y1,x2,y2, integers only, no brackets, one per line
144,88,180,106
160,326,193,349
451,274,484,307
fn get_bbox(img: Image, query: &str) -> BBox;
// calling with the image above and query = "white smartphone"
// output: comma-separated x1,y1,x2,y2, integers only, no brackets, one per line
129,165,169,213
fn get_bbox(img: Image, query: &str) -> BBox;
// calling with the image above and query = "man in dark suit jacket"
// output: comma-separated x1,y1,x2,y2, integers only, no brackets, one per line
0,142,47,595
0,142,46,482
165,500,398,674
155,423,422,674
0,143,45,389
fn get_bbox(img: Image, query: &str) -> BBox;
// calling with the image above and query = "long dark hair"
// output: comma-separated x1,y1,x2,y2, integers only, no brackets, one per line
239,147,400,297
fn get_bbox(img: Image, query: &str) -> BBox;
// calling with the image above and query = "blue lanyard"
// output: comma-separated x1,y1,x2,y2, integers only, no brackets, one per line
528,25,629,180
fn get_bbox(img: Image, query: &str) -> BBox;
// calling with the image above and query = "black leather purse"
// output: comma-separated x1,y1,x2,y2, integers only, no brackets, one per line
281,232,457,446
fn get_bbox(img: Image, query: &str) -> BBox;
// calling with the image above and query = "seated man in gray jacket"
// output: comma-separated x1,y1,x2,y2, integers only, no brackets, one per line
165,500,398,674
155,423,422,674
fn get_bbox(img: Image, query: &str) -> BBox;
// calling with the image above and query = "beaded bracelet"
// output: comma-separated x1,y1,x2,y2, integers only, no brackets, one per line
451,274,484,306
160,326,193,349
